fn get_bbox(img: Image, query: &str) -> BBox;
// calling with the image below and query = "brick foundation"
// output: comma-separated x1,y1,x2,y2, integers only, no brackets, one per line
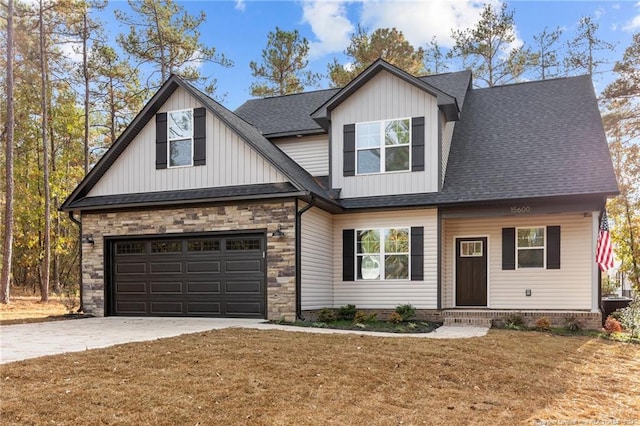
443,310,602,330
81,200,297,321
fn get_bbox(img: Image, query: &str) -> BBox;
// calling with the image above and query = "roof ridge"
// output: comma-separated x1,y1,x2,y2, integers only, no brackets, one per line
471,74,591,91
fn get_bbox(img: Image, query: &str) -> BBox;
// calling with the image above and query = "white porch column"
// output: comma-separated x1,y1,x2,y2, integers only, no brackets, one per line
591,211,600,312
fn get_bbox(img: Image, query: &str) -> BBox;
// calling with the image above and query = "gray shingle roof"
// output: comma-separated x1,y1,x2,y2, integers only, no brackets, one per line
235,69,472,138
62,75,336,211
235,89,339,138
340,75,618,209
66,183,302,210
441,75,618,202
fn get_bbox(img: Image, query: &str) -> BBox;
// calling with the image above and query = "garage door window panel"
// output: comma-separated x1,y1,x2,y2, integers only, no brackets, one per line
116,242,145,255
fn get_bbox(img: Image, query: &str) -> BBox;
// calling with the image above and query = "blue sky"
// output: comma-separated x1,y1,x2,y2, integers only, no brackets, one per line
98,1,640,110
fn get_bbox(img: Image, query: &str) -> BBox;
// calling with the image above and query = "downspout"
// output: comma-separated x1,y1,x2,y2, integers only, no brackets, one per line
295,196,315,320
68,211,84,312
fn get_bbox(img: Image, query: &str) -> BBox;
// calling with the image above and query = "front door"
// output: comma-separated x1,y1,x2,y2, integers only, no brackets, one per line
455,237,488,307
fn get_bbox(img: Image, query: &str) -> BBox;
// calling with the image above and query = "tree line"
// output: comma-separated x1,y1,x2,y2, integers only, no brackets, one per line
1,1,638,304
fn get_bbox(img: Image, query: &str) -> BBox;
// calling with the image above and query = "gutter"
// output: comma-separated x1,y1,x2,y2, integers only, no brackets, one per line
295,196,315,320
67,211,84,313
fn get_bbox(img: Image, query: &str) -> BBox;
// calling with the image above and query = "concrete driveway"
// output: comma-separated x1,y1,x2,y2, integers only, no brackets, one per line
0,317,488,364
0,317,265,364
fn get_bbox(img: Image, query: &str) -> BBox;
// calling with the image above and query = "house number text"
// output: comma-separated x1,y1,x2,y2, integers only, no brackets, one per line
510,206,531,214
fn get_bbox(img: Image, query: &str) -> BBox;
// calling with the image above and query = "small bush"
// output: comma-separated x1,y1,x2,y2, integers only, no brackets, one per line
337,304,356,321
564,316,582,332
604,316,623,334
534,316,551,331
317,308,336,323
395,304,416,321
504,313,525,330
388,312,403,324
353,311,377,324
619,299,640,338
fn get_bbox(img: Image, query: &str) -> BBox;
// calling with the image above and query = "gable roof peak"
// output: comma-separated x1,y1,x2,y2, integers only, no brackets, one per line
310,58,460,129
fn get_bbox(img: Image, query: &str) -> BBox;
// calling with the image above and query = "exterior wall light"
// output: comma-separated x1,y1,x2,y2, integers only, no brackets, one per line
271,226,285,238
82,234,95,245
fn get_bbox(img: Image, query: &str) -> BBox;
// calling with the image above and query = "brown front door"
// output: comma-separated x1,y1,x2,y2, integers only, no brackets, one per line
456,237,488,307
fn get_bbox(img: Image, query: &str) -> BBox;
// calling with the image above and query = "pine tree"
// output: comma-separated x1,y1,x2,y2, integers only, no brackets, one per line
328,26,425,87
249,27,320,97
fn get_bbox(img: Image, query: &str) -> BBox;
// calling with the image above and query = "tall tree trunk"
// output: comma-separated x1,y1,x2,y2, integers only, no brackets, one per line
1,0,15,304
83,9,89,175
150,1,168,80
39,0,51,302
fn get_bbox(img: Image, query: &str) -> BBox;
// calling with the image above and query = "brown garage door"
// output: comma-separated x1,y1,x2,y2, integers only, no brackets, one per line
109,234,265,318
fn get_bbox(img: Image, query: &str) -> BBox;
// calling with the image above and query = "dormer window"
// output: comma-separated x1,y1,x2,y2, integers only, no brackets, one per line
168,109,193,168
356,118,410,174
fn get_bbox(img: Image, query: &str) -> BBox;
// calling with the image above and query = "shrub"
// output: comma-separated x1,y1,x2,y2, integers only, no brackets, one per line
504,313,525,330
604,316,623,334
619,299,640,338
564,316,582,332
337,304,357,321
388,312,403,324
317,308,336,323
534,316,551,331
354,311,377,324
395,304,416,322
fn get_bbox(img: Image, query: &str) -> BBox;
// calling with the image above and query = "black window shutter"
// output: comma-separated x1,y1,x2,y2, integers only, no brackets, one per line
411,116,425,171
193,107,206,166
342,229,355,281
502,228,516,270
155,112,168,169
343,124,356,177
547,226,561,269
410,227,424,281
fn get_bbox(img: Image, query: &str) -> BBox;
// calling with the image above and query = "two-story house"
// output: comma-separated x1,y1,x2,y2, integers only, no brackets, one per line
61,60,619,329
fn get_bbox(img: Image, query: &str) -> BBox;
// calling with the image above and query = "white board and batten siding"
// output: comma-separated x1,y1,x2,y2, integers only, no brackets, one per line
330,71,439,198
333,209,438,309
274,135,329,177
443,213,593,310
89,87,288,197
300,205,334,310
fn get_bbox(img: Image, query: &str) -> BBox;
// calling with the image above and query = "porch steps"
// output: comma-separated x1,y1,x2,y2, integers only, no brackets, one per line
442,311,493,327
443,317,493,327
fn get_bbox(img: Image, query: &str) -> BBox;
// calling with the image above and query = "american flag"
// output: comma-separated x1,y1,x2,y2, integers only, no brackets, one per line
595,211,614,272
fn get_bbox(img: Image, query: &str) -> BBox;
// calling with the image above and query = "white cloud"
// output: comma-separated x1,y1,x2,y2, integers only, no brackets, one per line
359,0,491,49
235,0,245,12
301,0,354,59
612,3,621,10
622,2,640,31
59,39,84,64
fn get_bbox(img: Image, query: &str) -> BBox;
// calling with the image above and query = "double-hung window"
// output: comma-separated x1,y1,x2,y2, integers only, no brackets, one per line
356,228,410,280
356,118,410,174
168,109,193,167
516,227,545,268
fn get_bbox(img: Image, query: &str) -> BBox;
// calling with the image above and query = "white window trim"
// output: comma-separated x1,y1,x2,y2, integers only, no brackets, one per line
355,227,411,281
515,226,546,269
355,118,412,175
167,108,194,169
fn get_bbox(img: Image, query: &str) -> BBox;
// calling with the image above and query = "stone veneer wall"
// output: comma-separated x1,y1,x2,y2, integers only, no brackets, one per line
81,200,297,320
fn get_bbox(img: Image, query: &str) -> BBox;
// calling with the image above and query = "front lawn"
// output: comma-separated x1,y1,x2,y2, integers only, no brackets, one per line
1,328,638,425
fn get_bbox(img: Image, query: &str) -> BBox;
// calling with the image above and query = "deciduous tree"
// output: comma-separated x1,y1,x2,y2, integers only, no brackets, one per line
602,33,640,291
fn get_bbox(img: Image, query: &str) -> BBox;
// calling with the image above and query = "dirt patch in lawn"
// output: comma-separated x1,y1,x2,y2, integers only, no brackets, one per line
0,295,81,325
1,329,638,425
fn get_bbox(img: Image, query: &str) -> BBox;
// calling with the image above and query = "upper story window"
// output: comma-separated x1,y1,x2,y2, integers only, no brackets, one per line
356,118,410,174
168,109,193,168
516,227,545,268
